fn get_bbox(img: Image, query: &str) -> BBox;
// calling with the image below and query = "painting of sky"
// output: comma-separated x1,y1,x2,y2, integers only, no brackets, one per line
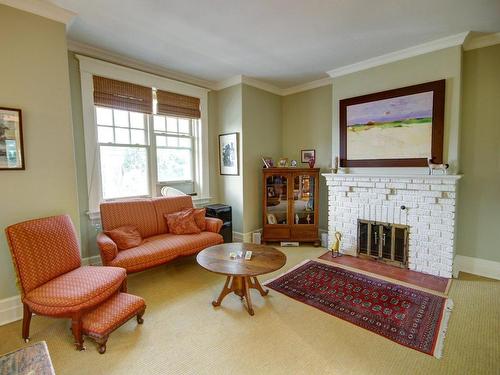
347,91,433,126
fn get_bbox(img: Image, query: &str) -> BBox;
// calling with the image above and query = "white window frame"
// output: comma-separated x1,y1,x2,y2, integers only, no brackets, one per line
77,55,211,215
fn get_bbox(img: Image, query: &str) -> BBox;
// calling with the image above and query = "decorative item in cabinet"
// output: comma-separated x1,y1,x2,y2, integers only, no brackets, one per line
262,168,320,246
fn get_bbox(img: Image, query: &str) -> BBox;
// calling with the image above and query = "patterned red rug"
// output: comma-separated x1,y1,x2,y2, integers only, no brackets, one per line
264,260,453,358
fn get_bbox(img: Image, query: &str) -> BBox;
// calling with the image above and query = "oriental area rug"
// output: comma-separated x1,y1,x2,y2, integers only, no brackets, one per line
264,260,453,358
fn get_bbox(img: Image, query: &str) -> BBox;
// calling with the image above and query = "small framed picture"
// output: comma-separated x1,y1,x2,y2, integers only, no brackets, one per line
0,107,24,170
267,213,277,225
301,149,316,163
262,156,274,168
278,158,288,167
219,132,239,175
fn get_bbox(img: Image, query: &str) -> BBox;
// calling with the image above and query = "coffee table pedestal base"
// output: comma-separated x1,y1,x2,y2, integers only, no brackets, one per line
212,276,269,316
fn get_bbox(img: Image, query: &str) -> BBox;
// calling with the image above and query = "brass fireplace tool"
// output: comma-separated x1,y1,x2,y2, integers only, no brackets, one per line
330,231,342,257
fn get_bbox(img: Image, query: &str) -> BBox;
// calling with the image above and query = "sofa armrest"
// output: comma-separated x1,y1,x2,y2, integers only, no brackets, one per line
96,232,118,265
205,217,223,234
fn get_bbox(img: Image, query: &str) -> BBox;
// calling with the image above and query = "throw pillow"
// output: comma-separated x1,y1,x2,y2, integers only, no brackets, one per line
104,225,142,250
165,209,201,235
193,208,207,231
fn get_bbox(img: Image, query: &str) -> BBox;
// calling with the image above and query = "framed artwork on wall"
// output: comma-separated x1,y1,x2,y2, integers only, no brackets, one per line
301,149,316,163
339,79,445,167
219,132,239,175
0,107,25,170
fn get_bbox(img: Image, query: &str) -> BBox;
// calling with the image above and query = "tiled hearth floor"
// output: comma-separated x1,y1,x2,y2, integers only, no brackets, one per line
318,252,451,294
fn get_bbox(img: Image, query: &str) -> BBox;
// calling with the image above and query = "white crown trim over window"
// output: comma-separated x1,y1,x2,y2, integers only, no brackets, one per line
76,55,211,214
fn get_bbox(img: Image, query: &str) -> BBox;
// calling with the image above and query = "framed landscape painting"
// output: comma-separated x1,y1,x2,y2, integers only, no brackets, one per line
219,132,239,175
339,80,445,167
0,107,24,170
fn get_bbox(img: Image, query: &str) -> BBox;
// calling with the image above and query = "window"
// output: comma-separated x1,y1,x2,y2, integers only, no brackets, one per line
153,115,195,183
78,55,210,214
96,107,149,200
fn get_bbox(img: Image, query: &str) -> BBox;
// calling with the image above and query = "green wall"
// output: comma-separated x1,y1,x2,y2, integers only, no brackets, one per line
212,85,244,233
282,85,332,230
242,84,282,233
456,44,500,262
0,6,80,299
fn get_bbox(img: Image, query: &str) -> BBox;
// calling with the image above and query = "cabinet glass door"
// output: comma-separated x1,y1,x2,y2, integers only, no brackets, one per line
265,175,288,225
293,175,315,225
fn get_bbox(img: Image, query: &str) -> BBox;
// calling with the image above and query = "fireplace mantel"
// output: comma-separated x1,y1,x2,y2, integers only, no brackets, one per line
324,173,462,278
322,173,462,180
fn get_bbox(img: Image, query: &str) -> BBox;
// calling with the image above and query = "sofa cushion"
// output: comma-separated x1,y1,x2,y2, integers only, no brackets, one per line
100,199,158,238
24,266,126,316
152,196,193,234
193,208,207,231
109,232,224,272
105,225,142,250
165,209,201,235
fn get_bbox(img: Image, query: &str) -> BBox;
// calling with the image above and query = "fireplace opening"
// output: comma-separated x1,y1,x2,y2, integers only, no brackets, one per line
357,220,409,268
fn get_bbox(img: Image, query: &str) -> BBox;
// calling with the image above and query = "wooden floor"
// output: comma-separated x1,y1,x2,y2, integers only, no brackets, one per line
318,252,451,294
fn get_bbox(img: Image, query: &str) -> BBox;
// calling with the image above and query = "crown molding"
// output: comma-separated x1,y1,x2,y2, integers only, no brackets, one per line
281,77,333,96
213,75,332,96
0,0,76,25
212,75,244,91
327,32,470,78
67,39,215,89
463,32,500,51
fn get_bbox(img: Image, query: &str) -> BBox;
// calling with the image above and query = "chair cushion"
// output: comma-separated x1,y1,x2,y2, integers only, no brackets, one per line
109,232,223,273
152,196,194,234
165,209,201,235
104,225,142,250
24,266,126,316
82,293,145,337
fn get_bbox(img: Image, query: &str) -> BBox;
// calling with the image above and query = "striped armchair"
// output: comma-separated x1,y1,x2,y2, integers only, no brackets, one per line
5,215,127,350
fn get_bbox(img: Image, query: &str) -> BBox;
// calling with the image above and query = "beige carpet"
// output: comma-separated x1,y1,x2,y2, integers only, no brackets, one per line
0,246,498,375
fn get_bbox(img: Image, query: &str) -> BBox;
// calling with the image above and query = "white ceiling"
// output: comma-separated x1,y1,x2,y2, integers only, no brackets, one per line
51,0,500,88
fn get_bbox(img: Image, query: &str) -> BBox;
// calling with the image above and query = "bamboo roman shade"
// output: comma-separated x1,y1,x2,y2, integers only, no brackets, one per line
156,90,201,119
93,76,153,114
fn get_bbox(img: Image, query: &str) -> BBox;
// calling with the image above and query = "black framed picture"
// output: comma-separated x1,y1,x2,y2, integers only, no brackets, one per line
0,107,25,170
301,149,315,163
219,132,239,175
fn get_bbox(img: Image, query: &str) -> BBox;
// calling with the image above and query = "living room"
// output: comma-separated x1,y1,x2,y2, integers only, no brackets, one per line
0,1,499,374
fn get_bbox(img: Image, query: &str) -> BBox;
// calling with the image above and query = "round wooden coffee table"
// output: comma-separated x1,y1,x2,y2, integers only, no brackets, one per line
196,243,286,316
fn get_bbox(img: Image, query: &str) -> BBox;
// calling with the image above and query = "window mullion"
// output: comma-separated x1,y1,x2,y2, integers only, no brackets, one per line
148,115,158,197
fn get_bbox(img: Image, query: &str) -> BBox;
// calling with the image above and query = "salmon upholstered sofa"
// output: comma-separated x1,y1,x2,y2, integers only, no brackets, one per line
96,196,223,273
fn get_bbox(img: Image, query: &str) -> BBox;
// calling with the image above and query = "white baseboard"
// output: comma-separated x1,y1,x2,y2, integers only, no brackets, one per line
0,254,102,327
233,229,262,243
0,295,23,327
453,255,500,280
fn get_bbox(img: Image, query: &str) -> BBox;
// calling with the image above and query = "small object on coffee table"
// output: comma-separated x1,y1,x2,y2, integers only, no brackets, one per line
229,252,236,259
196,243,286,316
245,251,252,260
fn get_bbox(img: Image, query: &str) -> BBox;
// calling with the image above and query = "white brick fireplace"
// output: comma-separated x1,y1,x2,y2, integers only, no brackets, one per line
323,174,462,278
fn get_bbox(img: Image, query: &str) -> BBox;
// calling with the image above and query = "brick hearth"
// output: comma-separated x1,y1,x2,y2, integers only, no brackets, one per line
323,173,462,278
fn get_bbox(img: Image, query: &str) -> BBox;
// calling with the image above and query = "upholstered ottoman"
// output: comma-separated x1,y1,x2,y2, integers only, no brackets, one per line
81,293,146,354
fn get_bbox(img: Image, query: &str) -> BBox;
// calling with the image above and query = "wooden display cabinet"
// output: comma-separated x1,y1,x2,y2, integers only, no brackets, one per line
262,168,320,246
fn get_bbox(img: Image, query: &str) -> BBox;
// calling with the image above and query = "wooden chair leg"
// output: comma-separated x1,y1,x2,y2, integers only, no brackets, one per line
136,308,145,324
71,314,85,351
22,304,31,343
97,336,108,354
